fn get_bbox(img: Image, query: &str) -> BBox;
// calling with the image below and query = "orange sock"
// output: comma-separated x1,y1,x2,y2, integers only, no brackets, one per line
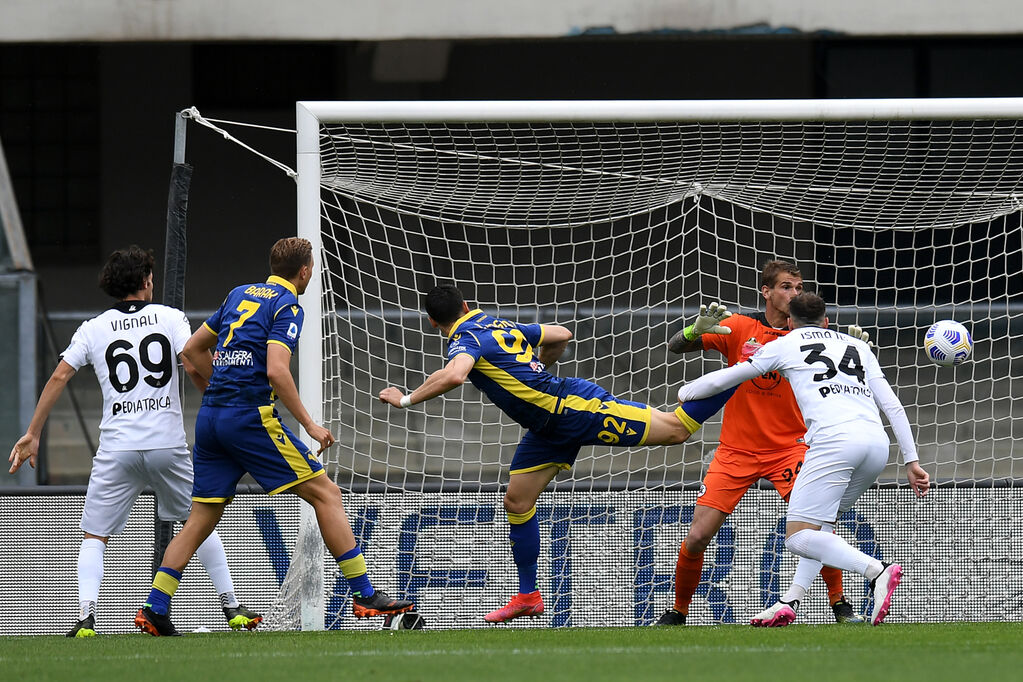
673,544,705,614
820,565,844,605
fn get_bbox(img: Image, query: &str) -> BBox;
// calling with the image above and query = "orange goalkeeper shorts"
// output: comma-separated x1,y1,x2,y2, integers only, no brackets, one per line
695,443,809,515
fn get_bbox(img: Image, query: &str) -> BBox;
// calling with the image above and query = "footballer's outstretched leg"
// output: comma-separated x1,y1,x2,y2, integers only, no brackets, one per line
750,600,798,627
484,591,545,623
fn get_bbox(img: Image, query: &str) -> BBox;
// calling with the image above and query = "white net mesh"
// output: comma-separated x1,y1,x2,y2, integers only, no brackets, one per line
269,108,1023,629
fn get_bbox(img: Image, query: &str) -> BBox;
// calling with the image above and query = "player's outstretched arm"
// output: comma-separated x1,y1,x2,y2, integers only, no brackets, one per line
266,343,336,454
536,324,572,367
9,361,77,474
677,360,760,403
380,353,476,409
668,303,732,354
867,375,927,496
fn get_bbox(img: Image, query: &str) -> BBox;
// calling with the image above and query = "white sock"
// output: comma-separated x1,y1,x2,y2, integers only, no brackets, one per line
782,556,822,605
864,561,884,581
785,529,877,578
195,531,237,604
77,538,105,617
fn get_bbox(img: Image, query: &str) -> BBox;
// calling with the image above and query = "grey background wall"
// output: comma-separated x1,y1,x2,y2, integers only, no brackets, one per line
3,33,1023,482
4,36,1023,313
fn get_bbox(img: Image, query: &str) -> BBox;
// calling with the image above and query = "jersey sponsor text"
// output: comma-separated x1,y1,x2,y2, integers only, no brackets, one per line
213,349,254,367
112,395,172,415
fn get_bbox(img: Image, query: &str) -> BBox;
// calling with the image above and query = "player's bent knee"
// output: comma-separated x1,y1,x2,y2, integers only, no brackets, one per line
784,529,814,558
684,533,712,555
294,475,342,507
503,494,533,516
503,486,543,515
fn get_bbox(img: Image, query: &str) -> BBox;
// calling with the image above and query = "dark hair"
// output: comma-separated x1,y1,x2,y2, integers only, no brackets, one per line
788,292,827,326
761,259,802,289
424,284,465,325
270,237,313,279
99,246,154,299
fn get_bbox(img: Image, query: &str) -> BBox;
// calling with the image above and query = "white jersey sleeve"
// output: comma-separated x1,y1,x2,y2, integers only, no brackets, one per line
60,322,93,370
868,375,919,463
169,308,192,355
747,326,887,445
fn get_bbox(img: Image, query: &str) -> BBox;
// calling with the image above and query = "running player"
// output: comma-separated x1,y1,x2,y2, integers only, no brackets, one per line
9,246,260,636
677,292,929,626
655,260,865,626
134,237,413,636
379,284,735,623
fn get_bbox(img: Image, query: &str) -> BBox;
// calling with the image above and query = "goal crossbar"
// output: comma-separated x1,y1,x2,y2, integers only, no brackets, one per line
298,97,1023,125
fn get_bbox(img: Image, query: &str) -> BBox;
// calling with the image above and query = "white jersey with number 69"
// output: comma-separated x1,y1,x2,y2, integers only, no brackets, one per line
61,301,191,451
745,326,885,445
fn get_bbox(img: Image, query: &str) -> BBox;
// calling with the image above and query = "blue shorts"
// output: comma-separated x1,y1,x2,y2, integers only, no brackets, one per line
192,404,324,501
509,377,651,474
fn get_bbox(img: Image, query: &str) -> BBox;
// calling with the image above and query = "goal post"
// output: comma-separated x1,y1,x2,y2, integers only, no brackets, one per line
279,98,1023,630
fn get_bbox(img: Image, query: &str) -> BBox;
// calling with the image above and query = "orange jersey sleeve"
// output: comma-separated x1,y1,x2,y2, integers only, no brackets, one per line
700,313,807,452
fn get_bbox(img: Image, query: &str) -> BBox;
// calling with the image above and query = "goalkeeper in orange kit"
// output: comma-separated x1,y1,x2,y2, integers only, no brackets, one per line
653,260,868,626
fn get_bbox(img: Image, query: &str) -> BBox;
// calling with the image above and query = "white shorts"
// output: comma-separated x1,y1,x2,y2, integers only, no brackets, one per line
786,430,890,525
80,446,193,537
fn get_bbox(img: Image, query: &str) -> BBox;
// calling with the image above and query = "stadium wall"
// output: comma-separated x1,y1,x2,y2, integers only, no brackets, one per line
1,0,1021,41
1,485,1018,634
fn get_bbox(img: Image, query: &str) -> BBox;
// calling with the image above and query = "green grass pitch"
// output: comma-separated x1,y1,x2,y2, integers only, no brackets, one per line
2,623,1020,682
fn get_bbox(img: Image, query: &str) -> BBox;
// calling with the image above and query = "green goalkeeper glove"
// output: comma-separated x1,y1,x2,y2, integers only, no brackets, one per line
683,302,732,341
847,324,875,348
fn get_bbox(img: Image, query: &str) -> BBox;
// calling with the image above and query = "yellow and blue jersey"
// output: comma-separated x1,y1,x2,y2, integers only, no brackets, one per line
201,275,304,407
447,309,653,475
446,308,564,431
191,275,321,500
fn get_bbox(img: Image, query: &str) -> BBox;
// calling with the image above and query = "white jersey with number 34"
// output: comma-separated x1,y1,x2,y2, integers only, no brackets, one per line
61,301,190,451
745,326,886,445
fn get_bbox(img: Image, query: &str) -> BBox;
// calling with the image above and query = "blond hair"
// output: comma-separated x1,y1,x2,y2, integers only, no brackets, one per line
270,237,312,279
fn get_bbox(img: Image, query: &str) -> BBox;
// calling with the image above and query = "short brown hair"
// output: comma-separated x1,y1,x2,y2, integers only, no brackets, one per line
270,237,313,279
761,259,801,289
99,245,154,299
788,292,827,326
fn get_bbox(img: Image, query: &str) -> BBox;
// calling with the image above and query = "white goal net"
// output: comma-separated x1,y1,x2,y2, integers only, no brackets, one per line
269,99,1023,630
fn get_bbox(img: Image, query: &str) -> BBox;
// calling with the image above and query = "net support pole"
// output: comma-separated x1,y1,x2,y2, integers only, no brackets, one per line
294,102,326,631
154,111,193,581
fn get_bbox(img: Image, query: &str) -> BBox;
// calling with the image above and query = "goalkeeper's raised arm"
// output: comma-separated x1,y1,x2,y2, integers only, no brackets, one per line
667,302,732,354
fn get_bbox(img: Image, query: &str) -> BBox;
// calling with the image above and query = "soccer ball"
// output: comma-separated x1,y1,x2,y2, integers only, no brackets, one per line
383,611,425,630
923,320,972,366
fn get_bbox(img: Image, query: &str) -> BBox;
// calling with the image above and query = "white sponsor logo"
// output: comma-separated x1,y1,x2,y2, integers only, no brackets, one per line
213,349,254,367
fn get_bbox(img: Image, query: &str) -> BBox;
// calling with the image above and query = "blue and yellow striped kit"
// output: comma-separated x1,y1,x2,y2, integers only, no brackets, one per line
445,309,652,473
192,276,323,500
